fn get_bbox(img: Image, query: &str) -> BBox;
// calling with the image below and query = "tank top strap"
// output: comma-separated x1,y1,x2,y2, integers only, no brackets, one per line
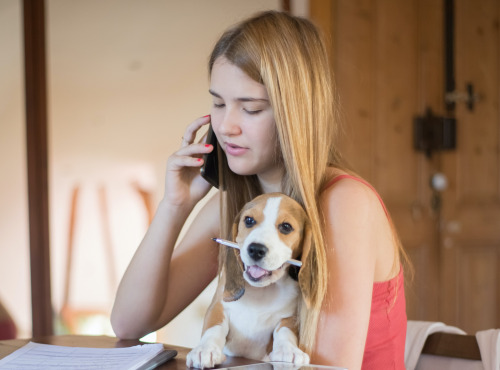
324,174,389,218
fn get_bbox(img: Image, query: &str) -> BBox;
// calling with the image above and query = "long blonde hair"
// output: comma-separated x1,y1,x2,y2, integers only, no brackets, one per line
208,11,342,353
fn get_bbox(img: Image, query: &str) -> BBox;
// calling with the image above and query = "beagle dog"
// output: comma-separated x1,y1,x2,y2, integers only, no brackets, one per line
186,193,314,369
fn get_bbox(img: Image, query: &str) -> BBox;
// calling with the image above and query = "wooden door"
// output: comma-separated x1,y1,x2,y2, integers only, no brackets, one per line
439,0,500,333
310,0,500,333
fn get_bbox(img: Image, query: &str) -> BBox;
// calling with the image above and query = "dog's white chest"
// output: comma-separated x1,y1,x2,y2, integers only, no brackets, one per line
222,278,299,360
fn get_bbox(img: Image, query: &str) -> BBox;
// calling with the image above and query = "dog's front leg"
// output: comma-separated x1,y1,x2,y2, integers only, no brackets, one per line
186,317,229,369
267,318,310,366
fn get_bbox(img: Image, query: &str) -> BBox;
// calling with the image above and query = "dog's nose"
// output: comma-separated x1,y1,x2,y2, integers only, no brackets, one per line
247,243,268,261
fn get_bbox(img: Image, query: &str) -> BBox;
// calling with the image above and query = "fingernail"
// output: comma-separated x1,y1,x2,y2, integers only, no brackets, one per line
203,114,210,118
205,144,212,148
197,158,203,162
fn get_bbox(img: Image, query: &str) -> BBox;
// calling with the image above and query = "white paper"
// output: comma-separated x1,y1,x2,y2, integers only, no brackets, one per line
0,341,164,369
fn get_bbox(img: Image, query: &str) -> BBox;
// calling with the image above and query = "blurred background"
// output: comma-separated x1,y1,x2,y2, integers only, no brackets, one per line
0,0,296,346
1,0,499,348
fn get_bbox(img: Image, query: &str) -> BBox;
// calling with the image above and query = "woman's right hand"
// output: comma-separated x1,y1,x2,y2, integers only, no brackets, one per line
163,115,214,209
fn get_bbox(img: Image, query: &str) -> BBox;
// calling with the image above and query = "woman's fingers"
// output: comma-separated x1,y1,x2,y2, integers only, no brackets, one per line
169,143,212,169
171,154,204,170
181,115,211,148
175,142,212,158
162,116,214,207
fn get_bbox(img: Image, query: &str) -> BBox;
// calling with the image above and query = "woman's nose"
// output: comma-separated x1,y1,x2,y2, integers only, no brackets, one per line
218,108,242,136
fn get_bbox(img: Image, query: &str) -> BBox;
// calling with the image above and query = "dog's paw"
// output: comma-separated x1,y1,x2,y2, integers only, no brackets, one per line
186,344,226,369
269,344,310,366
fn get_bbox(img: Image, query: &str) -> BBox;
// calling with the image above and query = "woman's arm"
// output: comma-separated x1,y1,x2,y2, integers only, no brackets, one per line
111,115,219,339
111,194,220,339
312,178,397,369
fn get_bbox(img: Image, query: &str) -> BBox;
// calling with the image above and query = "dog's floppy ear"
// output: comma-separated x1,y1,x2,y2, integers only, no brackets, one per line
297,220,316,308
222,212,246,302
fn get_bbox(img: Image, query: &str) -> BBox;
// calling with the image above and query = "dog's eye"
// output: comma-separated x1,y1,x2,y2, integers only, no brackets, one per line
278,222,294,235
244,217,256,228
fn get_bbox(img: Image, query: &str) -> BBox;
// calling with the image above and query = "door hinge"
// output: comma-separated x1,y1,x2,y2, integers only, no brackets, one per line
414,108,456,158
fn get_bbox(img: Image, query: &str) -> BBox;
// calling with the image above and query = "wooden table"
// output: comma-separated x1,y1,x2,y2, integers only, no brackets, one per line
0,335,262,369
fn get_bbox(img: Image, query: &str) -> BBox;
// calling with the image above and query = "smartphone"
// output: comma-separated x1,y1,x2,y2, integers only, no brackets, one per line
200,125,219,188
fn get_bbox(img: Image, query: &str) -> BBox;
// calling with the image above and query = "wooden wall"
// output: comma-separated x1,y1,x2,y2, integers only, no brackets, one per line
310,0,500,334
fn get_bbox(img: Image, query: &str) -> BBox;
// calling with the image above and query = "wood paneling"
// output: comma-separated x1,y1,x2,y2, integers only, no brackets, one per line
440,0,500,333
311,0,442,323
458,247,499,330
310,0,500,333
309,0,335,71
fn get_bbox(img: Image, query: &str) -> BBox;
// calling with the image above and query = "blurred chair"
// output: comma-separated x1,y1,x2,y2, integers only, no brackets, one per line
0,299,17,340
406,320,500,370
476,329,500,370
416,331,483,369
58,184,116,335
405,320,466,369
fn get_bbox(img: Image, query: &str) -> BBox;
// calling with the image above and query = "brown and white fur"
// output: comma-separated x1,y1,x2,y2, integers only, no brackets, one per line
186,193,313,369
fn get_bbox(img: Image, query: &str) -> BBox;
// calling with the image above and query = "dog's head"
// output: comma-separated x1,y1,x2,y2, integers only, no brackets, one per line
223,193,314,303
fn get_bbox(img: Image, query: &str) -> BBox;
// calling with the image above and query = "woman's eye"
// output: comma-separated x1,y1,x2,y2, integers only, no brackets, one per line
244,217,256,228
278,222,293,235
244,109,262,115
213,103,225,109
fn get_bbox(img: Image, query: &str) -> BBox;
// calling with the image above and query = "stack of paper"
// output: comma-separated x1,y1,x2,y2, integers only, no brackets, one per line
0,341,177,369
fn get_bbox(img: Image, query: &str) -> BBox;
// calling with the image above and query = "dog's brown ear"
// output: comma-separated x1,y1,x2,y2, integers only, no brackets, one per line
222,215,246,302
298,221,316,308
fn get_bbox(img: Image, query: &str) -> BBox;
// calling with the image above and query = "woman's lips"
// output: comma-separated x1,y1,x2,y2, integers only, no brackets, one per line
224,142,248,156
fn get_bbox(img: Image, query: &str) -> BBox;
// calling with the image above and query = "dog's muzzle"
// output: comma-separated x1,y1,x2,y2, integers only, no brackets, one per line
246,242,272,281
247,243,268,261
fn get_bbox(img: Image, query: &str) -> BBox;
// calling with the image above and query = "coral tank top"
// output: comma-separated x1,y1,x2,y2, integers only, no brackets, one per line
325,175,407,370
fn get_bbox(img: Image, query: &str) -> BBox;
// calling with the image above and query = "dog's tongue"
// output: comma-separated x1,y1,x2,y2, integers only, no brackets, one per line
247,265,269,279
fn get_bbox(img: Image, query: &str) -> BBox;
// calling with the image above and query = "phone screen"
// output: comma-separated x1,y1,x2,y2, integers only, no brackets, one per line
200,125,219,188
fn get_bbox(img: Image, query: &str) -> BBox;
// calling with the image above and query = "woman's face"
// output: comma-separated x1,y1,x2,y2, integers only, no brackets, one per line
209,57,282,186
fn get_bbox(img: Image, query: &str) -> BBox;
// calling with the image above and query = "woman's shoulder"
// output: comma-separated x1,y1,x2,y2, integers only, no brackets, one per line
321,169,385,216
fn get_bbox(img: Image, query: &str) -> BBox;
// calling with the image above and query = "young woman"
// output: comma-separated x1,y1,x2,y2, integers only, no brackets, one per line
111,11,409,370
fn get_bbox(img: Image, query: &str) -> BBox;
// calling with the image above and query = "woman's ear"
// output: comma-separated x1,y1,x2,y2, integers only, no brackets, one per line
222,212,246,302
298,221,315,308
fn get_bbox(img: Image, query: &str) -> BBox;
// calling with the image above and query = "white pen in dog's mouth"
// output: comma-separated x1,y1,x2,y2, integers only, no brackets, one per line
212,238,302,267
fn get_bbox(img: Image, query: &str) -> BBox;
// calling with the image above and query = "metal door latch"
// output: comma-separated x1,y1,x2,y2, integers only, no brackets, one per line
445,83,480,111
